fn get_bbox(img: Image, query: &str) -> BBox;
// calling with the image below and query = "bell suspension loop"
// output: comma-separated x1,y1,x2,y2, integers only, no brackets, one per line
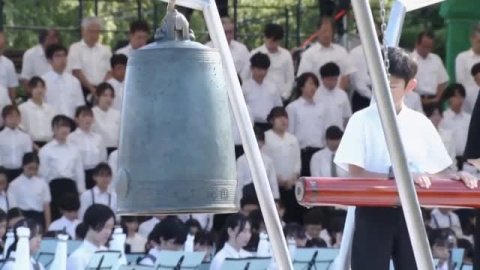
155,0,194,42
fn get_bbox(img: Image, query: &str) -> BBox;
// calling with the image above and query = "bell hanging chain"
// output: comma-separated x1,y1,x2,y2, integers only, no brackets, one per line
380,0,390,77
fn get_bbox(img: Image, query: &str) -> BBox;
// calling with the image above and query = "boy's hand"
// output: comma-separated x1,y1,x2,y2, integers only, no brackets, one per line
412,173,432,189
451,171,478,189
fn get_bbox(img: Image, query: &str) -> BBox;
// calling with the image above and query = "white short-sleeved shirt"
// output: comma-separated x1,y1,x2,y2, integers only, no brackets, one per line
67,129,107,170
335,105,452,174
350,45,372,99
310,148,349,177
297,43,356,82
236,152,279,204
42,70,85,118
440,109,471,156
242,45,295,99
19,100,56,142
263,130,301,181
20,44,51,80
138,217,161,239
0,191,15,213
411,50,449,96
242,78,283,123
115,44,134,58
92,106,121,148
210,243,252,270
38,140,86,193
48,216,80,239
106,78,125,111
126,233,147,253
0,127,33,169
0,55,19,89
67,40,112,86
314,86,352,129
67,240,107,270
8,174,51,212
206,40,250,74
455,49,480,89
404,91,424,114
286,97,327,148
78,186,117,220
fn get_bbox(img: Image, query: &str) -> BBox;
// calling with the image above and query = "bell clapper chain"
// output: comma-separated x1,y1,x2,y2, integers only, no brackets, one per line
380,0,390,79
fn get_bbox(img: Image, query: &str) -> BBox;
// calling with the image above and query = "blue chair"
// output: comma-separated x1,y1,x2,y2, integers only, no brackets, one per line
461,264,473,270
451,248,465,270
118,265,154,270
67,240,82,255
125,253,145,265
390,258,440,269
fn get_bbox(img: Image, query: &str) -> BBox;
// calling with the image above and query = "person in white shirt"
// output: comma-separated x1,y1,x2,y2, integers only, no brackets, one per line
194,230,215,263
106,54,127,112
0,31,19,103
465,63,480,113
3,219,44,270
92,83,121,154
303,208,331,247
178,214,214,232
121,216,147,253
0,168,14,213
314,62,352,129
0,105,33,182
411,31,449,107
242,52,282,131
67,204,115,270
48,193,81,239
139,216,187,266
236,127,279,205
0,84,11,127
210,213,252,270
68,106,107,189
334,47,477,270
138,216,162,239
430,208,463,237
297,18,355,90
432,237,451,270
456,24,480,91
116,20,150,57
78,163,117,220
440,84,472,170
68,17,112,99
39,115,85,220
19,77,56,149
310,126,348,177
241,24,294,99
20,28,60,84
9,153,51,229
43,44,85,118
205,17,250,74
286,72,327,182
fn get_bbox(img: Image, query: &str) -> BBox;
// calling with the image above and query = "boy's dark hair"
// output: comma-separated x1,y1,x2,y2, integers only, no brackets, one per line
130,20,150,34
416,29,435,44
443,83,466,100
51,114,73,130
121,216,139,224
250,52,270,70
471,62,480,77
254,127,265,142
96,82,115,98
387,47,418,84
248,210,265,232
83,204,115,232
0,209,7,223
264,24,284,41
194,230,215,246
150,216,188,245
283,223,306,239
46,44,67,60
267,107,288,123
319,62,341,78
28,76,46,90
93,162,112,177
325,125,343,140
423,103,444,118
2,105,20,120
303,208,324,226
240,194,259,209
75,105,94,118
22,152,40,166
58,193,80,212
110,54,128,69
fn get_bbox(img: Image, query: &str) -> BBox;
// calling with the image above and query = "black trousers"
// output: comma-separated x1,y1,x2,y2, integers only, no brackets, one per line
49,179,78,221
280,187,305,224
234,145,244,160
254,122,271,133
85,169,96,190
474,209,480,270
5,168,22,183
23,210,45,227
352,91,371,113
352,207,416,270
34,141,48,149
301,147,321,177
107,147,117,156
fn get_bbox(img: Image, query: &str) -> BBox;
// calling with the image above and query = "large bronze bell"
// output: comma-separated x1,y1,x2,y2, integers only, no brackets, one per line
116,7,237,215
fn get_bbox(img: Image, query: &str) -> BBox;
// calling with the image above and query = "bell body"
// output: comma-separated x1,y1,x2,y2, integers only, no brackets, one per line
117,40,237,215
296,177,480,208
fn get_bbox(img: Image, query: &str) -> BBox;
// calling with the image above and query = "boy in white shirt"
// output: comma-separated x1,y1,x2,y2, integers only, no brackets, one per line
310,125,348,177
68,106,107,189
334,47,477,269
19,77,56,149
242,52,282,131
314,62,352,129
78,163,117,220
48,193,81,239
106,54,127,111
0,105,33,182
92,83,121,155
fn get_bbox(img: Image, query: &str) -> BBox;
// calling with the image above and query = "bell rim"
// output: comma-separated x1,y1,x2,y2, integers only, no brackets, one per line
116,207,239,216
